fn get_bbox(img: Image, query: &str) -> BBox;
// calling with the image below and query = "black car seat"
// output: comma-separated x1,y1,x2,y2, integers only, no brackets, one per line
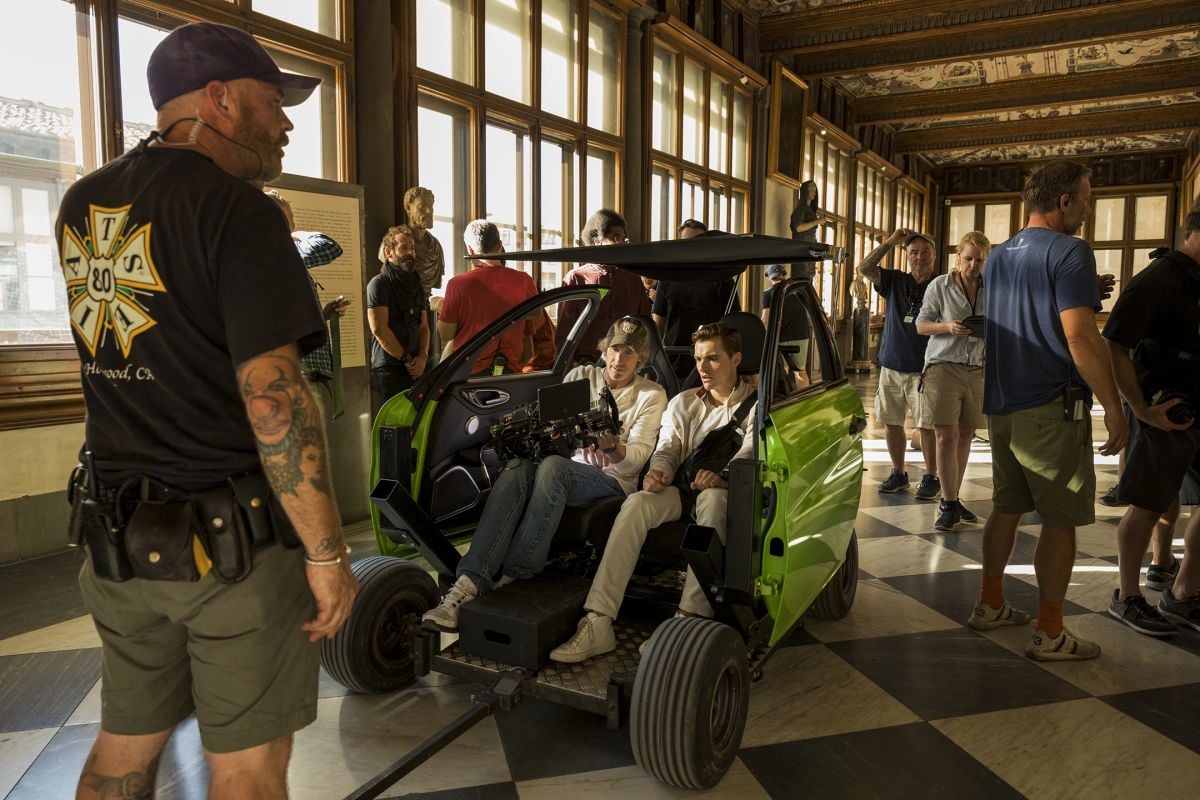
678,310,765,391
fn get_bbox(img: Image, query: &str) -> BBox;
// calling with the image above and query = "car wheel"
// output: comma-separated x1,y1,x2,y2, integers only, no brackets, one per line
631,617,750,789
808,531,858,620
320,556,439,694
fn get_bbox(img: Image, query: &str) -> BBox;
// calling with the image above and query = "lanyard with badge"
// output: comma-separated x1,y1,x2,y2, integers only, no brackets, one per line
902,281,926,325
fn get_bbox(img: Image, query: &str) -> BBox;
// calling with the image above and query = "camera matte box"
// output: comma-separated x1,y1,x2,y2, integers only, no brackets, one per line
457,573,591,669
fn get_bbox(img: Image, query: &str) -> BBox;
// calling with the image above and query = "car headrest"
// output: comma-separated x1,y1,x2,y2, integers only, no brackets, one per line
718,311,765,376
627,314,679,397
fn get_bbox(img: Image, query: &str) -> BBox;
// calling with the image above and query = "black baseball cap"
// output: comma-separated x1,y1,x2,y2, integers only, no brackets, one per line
147,22,321,110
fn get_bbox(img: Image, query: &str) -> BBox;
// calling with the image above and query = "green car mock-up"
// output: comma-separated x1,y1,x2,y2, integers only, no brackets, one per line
325,233,864,796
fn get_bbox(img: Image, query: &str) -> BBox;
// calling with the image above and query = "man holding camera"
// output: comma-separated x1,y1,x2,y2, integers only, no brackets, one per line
1104,200,1200,637
423,318,667,631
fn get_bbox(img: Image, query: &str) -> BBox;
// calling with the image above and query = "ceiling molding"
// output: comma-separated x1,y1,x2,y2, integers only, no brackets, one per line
895,104,1200,152
761,0,1200,74
855,60,1200,124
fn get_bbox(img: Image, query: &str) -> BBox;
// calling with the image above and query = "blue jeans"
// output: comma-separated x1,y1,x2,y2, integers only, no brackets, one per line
458,455,624,592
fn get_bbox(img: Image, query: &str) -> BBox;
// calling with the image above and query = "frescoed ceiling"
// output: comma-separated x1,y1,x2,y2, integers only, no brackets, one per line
754,0,1200,167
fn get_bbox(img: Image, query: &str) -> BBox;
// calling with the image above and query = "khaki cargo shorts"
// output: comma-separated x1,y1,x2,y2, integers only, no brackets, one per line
79,542,319,753
922,362,984,429
874,366,930,427
988,399,1096,527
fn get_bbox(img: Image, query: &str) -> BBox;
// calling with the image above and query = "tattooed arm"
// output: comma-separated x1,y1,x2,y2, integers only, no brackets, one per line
237,344,357,641
856,228,909,284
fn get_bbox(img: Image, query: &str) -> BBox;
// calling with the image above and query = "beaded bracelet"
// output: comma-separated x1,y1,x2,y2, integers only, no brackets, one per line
305,544,351,567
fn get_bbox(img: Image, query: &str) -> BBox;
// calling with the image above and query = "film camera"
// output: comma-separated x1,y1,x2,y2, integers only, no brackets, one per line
488,379,621,462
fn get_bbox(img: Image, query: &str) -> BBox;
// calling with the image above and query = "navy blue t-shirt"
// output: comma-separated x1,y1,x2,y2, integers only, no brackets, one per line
983,227,1100,415
871,269,930,374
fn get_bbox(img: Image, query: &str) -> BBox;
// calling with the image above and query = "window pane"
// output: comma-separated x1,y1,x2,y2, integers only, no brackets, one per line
417,95,471,287
651,47,676,155
1133,195,1167,241
803,130,814,191
541,0,578,120
485,124,533,277
265,49,339,180
253,0,339,39
1093,196,1125,241
681,61,704,164
0,0,89,344
948,205,975,247
485,0,531,103
731,91,749,180
681,177,703,227
1094,249,1122,312
650,165,676,242
587,9,621,134
855,163,865,221
812,141,825,199
117,17,169,152
982,203,1010,246
1132,247,1157,275
824,147,837,219
730,189,747,234
417,0,473,84
539,139,574,292
586,147,617,223
708,76,729,173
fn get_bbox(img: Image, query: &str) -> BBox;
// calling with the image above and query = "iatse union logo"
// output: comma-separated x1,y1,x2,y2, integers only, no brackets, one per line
59,205,165,357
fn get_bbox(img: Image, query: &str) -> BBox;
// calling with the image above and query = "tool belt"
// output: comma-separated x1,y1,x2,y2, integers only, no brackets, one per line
67,463,300,584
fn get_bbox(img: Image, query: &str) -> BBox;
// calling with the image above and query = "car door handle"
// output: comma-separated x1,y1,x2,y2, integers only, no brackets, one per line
463,389,510,409
849,416,866,435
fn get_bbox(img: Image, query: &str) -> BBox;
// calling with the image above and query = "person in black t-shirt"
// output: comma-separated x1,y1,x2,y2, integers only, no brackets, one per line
1103,201,1200,637
56,23,356,797
652,219,741,384
367,225,430,403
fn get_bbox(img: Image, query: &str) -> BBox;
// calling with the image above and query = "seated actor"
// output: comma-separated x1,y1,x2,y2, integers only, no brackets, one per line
422,317,668,631
551,323,755,663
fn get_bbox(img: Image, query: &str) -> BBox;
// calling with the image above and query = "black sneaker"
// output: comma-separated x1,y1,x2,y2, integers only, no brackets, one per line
1145,557,1179,593
914,474,941,501
1108,590,1177,637
956,500,978,523
879,469,909,493
935,500,961,532
1158,590,1200,633
1098,486,1126,507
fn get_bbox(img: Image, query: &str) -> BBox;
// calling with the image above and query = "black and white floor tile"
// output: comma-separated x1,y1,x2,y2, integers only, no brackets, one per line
3,377,1199,798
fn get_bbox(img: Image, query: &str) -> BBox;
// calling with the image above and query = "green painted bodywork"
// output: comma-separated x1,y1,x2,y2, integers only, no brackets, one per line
368,390,434,558
757,381,864,646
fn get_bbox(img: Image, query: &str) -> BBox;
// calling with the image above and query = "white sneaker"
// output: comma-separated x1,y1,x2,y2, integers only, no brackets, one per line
550,612,616,663
1025,627,1101,662
421,574,478,632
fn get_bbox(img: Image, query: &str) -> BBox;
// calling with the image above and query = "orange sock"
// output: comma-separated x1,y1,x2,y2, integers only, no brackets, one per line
1037,599,1064,639
979,575,1004,609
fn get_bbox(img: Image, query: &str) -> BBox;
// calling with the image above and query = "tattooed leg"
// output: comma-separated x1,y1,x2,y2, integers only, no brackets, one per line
76,729,171,800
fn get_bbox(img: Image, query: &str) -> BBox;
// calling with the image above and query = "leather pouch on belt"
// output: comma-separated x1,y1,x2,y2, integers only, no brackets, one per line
124,500,201,582
194,485,252,583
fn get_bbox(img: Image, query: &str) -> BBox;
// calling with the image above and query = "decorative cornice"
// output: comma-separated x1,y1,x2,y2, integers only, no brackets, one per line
895,105,1200,152
855,60,1200,124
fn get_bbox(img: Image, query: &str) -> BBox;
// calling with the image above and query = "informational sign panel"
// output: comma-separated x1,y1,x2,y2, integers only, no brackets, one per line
273,177,367,368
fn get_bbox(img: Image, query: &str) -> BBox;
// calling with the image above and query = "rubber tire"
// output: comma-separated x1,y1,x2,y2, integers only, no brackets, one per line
631,617,751,789
320,556,439,694
808,531,858,620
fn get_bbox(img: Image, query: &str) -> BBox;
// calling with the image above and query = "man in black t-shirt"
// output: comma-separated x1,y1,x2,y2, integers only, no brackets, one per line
56,23,356,797
1103,201,1200,637
652,219,741,383
367,225,430,403
761,264,811,390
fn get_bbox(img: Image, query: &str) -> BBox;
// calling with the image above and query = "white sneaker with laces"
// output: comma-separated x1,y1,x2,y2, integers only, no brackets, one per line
550,612,616,663
421,574,478,632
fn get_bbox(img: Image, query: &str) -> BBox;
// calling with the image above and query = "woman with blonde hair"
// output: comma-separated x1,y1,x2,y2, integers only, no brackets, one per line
916,231,991,531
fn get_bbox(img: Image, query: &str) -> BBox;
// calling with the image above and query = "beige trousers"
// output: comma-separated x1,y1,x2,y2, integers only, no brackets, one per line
584,486,728,619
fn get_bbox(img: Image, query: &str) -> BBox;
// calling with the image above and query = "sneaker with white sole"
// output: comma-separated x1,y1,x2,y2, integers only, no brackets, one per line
914,474,941,501
956,501,978,523
967,600,1032,631
1108,589,1176,637
550,612,616,663
1145,557,1179,593
1025,628,1101,662
421,574,478,632
1158,590,1200,633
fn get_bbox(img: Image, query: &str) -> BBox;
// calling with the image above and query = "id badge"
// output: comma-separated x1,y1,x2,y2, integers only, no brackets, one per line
903,314,915,324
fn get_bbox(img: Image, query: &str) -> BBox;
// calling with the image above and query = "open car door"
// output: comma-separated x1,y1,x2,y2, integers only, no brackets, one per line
369,285,606,569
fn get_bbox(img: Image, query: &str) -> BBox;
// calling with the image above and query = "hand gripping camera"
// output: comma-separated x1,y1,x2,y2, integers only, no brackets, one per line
488,379,621,462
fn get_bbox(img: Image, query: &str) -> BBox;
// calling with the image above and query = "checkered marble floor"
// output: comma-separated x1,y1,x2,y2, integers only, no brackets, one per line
3,376,1199,799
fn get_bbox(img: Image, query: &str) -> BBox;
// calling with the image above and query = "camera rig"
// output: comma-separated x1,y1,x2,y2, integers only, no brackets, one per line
488,386,621,462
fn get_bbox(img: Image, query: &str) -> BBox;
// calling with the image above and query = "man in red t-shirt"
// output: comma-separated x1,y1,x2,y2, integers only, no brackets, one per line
439,220,540,374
